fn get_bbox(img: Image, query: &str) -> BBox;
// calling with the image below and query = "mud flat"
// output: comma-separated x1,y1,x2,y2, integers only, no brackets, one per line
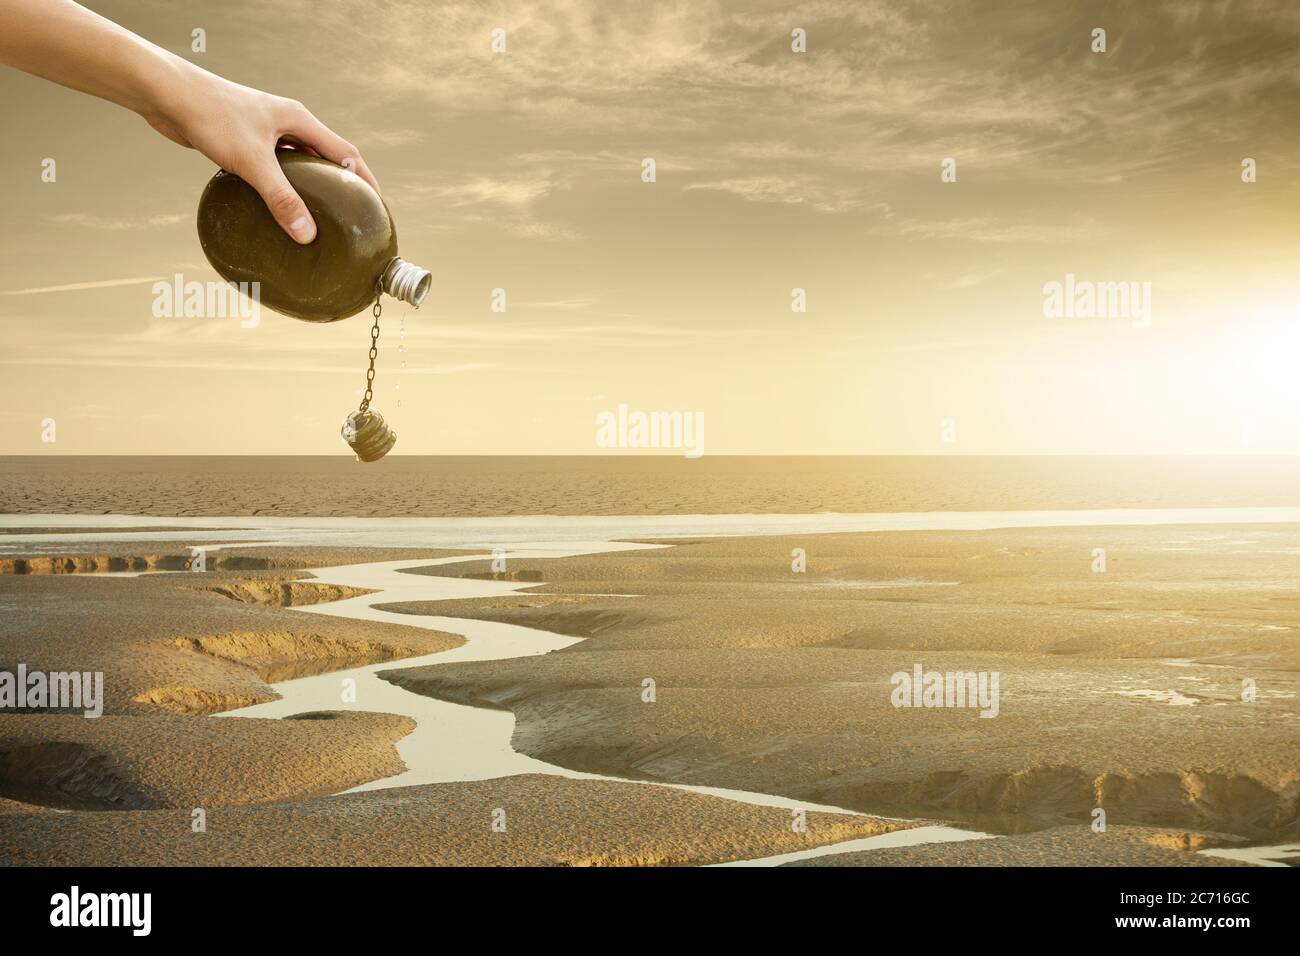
0,774,906,867
0,711,414,810
382,524,1300,841
0,546,468,715
0,546,468,820
1,517,1296,865
0,540,915,867
781,825,1258,867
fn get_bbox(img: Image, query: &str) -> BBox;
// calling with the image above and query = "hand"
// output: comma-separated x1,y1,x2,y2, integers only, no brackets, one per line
145,69,382,244
0,0,381,245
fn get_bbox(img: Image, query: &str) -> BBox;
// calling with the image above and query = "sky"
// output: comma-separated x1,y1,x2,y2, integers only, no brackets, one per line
1,0,1299,455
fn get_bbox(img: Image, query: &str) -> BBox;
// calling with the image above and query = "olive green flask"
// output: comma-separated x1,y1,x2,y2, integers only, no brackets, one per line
197,149,429,319
196,149,430,461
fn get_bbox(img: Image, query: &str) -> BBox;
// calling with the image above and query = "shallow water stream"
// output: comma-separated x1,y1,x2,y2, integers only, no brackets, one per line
7,508,1298,865
215,546,991,865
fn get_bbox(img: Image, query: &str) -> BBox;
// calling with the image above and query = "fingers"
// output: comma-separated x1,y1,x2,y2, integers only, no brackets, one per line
284,107,382,196
275,138,321,159
240,151,317,244
227,99,380,245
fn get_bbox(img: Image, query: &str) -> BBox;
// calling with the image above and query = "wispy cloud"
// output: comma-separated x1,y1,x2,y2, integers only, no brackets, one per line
1,276,165,295
48,213,187,230
888,217,1100,244
684,175,865,213
0,352,503,375
395,171,578,239
410,175,557,208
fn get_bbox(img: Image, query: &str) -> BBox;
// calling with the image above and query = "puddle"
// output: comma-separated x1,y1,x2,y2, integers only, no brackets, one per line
1116,689,1200,706
1198,843,1300,867
713,825,993,867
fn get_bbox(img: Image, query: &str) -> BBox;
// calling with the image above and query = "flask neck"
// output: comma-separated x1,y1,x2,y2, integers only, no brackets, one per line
381,259,431,308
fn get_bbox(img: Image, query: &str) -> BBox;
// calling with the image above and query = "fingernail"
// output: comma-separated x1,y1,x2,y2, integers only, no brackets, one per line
289,216,316,243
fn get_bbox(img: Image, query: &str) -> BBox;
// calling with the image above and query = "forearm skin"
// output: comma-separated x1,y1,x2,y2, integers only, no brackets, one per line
0,0,200,121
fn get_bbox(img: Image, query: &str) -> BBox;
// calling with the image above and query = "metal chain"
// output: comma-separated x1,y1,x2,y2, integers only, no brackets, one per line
358,282,382,413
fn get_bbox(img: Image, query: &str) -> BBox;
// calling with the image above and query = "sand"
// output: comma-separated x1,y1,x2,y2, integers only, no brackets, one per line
0,542,476,573
5,454,1300,516
379,525,1300,839
0,547,468,816
782,825,1256,867
0,711,415,810
0,775,906,866
0,540,910,867
2,527,1294,865
0,545,468,714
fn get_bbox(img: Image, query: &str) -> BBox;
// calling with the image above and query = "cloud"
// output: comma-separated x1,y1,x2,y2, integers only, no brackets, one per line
395,170,579,240
0,351,502,376
420,176,556,208
505,221,580,241
889,217,1099,244
359,127,426,148
48,213,187,230
943,269,1005,291
235,0,1300,242
1,277,166,295
684,175,864,213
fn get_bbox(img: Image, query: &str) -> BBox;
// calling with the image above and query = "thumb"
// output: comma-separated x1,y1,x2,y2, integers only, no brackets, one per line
241,154,316,244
